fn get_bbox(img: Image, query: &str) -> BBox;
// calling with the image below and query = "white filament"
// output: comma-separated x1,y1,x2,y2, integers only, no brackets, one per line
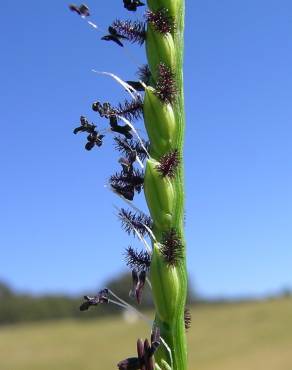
146,277,152,290
91,70,139,100
142,223,156,242
87,20,99,29
108,289,152,325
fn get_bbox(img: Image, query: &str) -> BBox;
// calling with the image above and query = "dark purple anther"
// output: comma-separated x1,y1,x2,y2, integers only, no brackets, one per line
119,157,134,175
130,269,139,299
143,339,154,370
73,116,96,135
149,326,160,356
109,116,133,140
101,26,128,47
69,3,90,17
136,338,144,360
85,131,105,150
111,183,135,201
129,269,146,304
123,0,145,12
117,331,160,370
135,270,146,304
79,288,109,311
117,357,141,370
97,288,110,303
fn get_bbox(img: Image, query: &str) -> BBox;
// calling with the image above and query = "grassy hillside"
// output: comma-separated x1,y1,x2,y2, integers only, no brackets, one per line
0,298,291,370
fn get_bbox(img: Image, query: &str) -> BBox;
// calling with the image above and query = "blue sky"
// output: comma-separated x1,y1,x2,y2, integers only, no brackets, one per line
0,0,291,298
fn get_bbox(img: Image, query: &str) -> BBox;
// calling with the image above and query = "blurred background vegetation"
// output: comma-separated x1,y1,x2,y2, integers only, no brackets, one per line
0,274,196,325
0,277,292,370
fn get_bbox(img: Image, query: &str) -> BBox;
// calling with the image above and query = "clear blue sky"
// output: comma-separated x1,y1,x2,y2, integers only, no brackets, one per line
1,0,291,298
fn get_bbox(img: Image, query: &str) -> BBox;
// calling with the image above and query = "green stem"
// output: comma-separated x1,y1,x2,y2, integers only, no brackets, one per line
143,1,187,369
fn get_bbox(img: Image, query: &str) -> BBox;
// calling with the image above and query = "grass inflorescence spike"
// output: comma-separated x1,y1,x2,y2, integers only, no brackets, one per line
69,0,188,369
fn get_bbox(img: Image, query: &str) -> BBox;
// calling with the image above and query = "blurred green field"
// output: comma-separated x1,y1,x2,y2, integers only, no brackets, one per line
0,298,291,370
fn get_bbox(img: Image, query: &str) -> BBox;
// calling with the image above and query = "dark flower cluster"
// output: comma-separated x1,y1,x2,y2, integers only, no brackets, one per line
155,63,177,104
118,327,160,370
111,19,146,45
125,246,151,271
73,116,105,151
101,26,128,47
156,149,180,178
146,8,176,34
79,288,109,311
137,64,151,84
114,136,150,163
69,3,90,17
123,0,145,12
160,228,183,267
126,64,152,91
110,168,144,201
119,208,152,238
93,97,143,122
